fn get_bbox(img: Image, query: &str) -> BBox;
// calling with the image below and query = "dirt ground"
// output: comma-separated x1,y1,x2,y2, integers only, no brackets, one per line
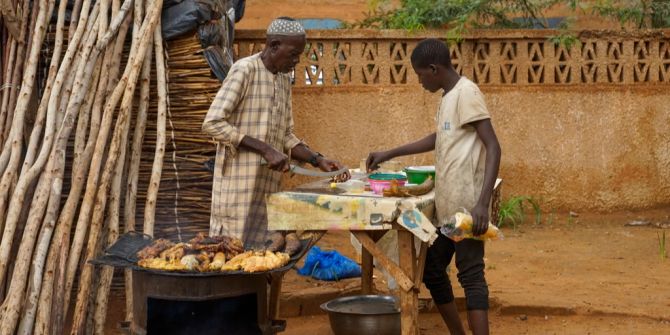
104,208,670,334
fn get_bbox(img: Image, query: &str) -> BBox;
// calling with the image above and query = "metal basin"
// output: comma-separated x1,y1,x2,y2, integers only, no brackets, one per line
320,295,400,335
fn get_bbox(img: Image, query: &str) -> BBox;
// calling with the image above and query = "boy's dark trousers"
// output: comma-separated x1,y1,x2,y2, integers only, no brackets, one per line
422,233,489,310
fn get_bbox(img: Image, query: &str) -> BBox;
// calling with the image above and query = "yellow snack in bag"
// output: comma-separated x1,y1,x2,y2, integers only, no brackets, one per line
442,211,504,242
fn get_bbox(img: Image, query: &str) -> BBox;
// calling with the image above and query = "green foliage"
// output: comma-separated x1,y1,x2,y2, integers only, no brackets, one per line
349,0,560,33
348,0,670,35
588,0,670,29
497,195,543,231
548,16,581,49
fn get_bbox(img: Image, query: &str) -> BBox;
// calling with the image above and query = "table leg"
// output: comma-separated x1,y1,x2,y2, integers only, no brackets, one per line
397,229,418,335
361,235,374,294
415,242,428,290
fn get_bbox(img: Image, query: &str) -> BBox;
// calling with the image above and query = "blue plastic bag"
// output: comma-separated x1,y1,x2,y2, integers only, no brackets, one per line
297,246,361,281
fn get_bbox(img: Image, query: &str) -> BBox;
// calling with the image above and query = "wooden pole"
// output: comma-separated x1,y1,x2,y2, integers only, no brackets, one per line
397,229,418,335
124,31,151,238
123,1,149,318
144,16,167,236
0,38,16,179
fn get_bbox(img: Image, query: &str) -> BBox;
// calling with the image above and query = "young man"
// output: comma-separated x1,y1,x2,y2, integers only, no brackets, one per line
203,17,348,246
367,38,501,335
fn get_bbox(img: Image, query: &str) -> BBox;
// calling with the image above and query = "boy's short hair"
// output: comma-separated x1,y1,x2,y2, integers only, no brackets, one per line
411,38,452,69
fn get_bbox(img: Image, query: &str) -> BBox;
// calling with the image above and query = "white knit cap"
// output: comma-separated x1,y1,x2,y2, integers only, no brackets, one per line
266,18,306,36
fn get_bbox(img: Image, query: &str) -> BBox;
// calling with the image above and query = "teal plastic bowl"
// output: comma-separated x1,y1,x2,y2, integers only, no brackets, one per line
403,166,436,184
368,173,407,181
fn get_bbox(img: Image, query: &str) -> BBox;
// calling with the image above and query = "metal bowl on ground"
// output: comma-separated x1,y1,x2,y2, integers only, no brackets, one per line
320,295,400,335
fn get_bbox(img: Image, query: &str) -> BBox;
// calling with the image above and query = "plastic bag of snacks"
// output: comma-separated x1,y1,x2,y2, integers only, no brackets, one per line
439,209,504,242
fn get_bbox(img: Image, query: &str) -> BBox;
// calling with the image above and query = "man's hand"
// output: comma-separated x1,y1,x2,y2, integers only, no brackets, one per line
366,151,391,172
470,203,490,236
317,157,351,182
262,147,290,172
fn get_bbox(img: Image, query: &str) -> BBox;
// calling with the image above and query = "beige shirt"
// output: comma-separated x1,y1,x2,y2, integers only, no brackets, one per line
434,77,491,225
202,53,302,246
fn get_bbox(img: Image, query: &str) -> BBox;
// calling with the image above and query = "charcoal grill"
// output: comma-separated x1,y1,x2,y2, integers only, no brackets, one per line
92,232,319,335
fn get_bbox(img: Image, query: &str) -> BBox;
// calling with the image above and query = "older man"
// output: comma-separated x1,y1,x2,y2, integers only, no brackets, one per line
203,17,346,246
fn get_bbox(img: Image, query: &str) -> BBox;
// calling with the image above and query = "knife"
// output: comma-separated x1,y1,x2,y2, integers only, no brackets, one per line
260,159,348,178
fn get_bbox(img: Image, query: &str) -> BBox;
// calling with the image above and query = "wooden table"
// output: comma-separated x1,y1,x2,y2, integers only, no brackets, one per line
267,178,438,335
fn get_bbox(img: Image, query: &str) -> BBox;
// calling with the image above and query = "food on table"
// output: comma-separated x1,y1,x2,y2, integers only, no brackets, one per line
383,175,434,197
222,250,290,273
189,232,244,258
180,254,199,271
330,173,348,183
266,231,286,252
136,238,174,260
284,232,301,256
135,234,293,273
208,252,227,271
160,243,187,261
137,257,186,271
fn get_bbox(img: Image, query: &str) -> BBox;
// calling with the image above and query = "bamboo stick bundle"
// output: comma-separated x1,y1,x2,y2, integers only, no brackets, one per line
59,0,133,316
12,0,75,331
0,13,102,335
0,0,91,237
68,0,163,331
19,62,102,335
0,0,55,297
19,0,67,177
1,0,131,332
40,13,131,335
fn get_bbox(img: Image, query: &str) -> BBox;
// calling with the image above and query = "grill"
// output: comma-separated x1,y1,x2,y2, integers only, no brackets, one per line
93,232,318,334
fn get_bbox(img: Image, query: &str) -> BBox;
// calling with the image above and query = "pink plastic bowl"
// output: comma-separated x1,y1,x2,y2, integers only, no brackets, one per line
368,178,407,195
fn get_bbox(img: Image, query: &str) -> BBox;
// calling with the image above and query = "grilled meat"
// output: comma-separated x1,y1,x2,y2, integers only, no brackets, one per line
136,239,175,260
160,243,188,261
266,232,285,252
136,234,289,273
284,232,300,256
